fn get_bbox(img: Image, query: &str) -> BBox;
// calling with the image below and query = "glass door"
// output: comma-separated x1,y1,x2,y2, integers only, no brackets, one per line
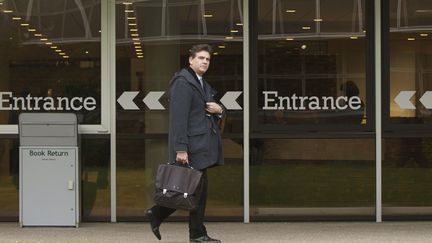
0,0,109,221
250,0,375,220
383,0,432,219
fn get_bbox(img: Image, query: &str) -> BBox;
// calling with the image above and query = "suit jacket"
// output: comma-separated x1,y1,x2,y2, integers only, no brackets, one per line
168,68,224,170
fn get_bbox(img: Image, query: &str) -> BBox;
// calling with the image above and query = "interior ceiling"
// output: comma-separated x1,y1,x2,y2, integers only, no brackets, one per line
0,0,431,44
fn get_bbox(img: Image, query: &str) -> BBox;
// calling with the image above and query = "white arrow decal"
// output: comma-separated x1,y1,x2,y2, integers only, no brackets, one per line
117,91,139,110
143,91,165,110
394,91,416,110
420,91,432,109
221,91,242,110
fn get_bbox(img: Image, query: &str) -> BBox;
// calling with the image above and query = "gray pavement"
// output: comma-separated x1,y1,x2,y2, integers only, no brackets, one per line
1,221,432,243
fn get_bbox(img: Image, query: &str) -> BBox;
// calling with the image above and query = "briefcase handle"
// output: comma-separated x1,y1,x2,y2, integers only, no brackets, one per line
168,161,195,170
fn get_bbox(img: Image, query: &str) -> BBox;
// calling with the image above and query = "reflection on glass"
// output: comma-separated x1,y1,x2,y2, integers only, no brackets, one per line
250,138,375,219
0,0,101,124
383,138,432,218
257,0,367,127
81,138,110,221
390,0,432,28
115,0,243,220
0,139,19,220
389,1,432,124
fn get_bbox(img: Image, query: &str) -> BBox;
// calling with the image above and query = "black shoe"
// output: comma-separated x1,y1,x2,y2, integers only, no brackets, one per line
190,235,221,243
145,209,161,240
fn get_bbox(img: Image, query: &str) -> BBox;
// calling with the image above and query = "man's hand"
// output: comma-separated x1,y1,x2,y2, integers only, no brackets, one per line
206,102,223,114
176,151,188,164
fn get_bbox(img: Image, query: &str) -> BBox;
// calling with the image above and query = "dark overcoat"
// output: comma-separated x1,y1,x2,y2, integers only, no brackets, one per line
168,68,224,170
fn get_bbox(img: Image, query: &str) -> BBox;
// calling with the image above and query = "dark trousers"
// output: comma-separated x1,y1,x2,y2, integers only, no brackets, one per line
150,170,208,238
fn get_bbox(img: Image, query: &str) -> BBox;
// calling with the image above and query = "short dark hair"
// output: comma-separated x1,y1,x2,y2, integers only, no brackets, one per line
189,44,212,58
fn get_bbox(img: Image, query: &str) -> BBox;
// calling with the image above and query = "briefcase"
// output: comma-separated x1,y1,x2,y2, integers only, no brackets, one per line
153,162,203,210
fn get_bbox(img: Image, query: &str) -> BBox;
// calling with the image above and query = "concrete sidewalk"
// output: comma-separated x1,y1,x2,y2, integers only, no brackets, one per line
1,221,432,243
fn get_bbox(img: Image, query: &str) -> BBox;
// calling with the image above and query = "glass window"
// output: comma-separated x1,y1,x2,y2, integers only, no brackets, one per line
256,0,369,130
250,138,375,219
390,0,432,28
0,138,19,220
388,1,432,125
81,137,110,221
384,1,432,219
383,138,432,218
252,0,374,220
321,0,366,33
115,0,243,220
0,0,102,125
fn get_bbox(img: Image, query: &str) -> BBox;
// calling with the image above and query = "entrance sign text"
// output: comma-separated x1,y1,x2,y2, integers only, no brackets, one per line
0,92,97,111
263,91,362,110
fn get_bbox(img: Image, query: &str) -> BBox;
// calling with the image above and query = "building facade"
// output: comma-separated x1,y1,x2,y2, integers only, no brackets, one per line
0,0,432,222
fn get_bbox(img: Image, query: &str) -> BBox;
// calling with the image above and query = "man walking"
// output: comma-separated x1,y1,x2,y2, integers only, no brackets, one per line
146,44,224,243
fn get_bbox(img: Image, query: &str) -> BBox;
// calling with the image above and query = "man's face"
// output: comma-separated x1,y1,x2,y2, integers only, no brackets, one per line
189,50,210,76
